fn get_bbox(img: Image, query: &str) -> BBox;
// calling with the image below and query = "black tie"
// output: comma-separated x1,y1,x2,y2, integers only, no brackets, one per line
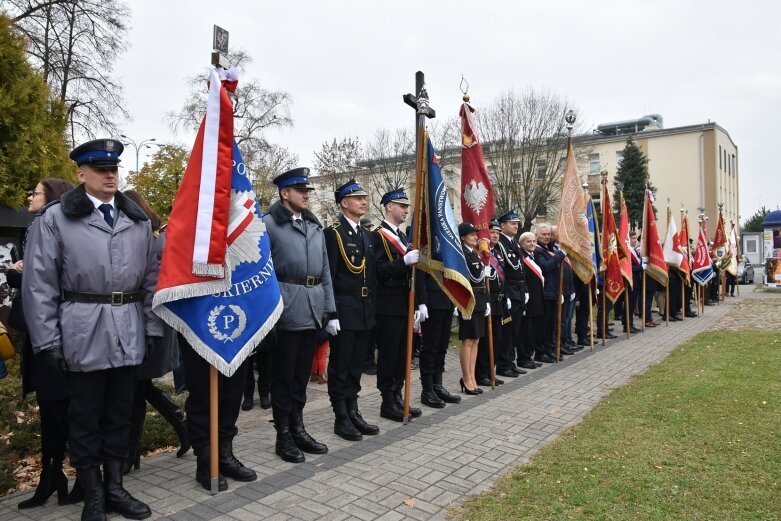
98,203,114,228
398,229,408,247
294,217,303,231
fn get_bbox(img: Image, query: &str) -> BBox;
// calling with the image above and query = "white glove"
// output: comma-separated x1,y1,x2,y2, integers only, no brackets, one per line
506,298,512,310
325,319,341,336
561,295,564,304
596,288,601,296
413,316,421,333
403,249,420,265
524,293,529,304
641,257,649,270
453,307,459,317
485,303,491,317
571,292,576,301
417,304,429,322
484,266,492,276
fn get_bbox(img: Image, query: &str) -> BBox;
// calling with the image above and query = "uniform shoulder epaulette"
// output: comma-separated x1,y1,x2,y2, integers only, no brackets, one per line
37,200,61,216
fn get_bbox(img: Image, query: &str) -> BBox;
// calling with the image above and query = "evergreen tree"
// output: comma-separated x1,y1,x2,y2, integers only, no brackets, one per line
0,15,73,208
614,136,653,230
742,206,770,232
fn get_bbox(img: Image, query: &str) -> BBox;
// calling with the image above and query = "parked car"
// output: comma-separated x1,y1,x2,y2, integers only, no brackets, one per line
737,257,754,284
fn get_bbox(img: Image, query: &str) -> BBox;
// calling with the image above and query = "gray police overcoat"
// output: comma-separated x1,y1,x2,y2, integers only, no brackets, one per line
22,184,163,372
263,201,336,331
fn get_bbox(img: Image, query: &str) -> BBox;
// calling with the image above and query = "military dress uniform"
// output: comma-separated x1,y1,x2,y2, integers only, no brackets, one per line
23,139,158,520
417,270,460,408
324,180,380,441
476,220,507,385
495,211,530,375
372,189,422,421
263,168,337,463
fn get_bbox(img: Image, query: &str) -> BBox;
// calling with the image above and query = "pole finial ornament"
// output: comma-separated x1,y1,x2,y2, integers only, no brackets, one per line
460,75,470,103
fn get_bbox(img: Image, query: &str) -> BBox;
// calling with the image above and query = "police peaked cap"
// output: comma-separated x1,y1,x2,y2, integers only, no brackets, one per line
381,188,410,206
273,167,315,190
458,222,478,237
497,210,521,223
70,138,124,167
334,179,368,203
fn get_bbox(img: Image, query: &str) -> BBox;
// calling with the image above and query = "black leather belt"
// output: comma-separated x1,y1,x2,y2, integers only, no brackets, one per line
277,275,322,287
63,290,142,306
472,286,487,294
506,280,526,287
336,287,371,298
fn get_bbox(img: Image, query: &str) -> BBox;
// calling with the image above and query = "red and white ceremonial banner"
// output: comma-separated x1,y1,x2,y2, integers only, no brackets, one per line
639,189,668,287
158,68,234,281
617,195,633,289
678,210,692,283
459,101,495,245
711,210,730,269
663,209,684,269
601,184,624,303
557,135,593,283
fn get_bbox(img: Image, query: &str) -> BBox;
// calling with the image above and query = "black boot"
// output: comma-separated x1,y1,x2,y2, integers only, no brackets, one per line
103,460,151,519
259,391,271,410
290,407,328,454
346,397,379,435
420,374,445,408
146,386,191,458
332,400,362,441
195,452,228,491
274,414,305,463
18,456,68,509
64,477,84,504
395,390,422,418
217,439,257,481
379,391,404,422
432,373,461,404
77,466,106,521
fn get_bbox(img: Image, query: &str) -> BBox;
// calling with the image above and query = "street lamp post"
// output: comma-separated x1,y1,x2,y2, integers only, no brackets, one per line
120,135,159,173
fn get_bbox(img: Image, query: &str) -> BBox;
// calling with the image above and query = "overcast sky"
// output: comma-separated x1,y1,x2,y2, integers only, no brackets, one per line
114,0,780,222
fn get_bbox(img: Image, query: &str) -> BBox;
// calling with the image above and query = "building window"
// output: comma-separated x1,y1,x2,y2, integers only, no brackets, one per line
719,145,722,170
732,154,736,177
746,239,757,254
616,151,624,169
535,159,546,179
589,153,600,175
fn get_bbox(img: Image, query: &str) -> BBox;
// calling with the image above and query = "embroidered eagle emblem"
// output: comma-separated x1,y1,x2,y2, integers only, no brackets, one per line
463,179,489,215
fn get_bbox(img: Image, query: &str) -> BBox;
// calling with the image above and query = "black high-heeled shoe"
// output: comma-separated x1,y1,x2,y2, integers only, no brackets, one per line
459,378,480,396
18,457,68,509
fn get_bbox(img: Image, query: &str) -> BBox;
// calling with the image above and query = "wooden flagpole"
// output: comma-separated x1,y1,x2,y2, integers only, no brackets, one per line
402,71,435,423
485,267,496,389
588,284,594,351
642,271,646,331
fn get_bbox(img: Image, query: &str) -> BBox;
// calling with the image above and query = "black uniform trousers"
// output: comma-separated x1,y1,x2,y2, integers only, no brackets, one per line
376,314,408,393
543,299,558,351
668,273,682,317
477,311,503,380
574,282,591,342
515,313,536,364
271,329,316,416
497,303,522,372
596,292,614,335
420,308,454,376
67,365,137,469
328,329,368,402
180,336,248,454
244,341,272,402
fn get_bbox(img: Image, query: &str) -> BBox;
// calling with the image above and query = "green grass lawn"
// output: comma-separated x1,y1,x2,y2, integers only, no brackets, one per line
454,329,781,520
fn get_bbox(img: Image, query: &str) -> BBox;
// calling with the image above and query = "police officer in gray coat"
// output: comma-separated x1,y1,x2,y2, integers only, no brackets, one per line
23,139,161,521
263,168,338,463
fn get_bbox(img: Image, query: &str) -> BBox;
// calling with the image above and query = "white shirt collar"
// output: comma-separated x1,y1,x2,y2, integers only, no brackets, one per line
383,220,400,234
86,193,115,212
344,215,360,232
501,232,514,241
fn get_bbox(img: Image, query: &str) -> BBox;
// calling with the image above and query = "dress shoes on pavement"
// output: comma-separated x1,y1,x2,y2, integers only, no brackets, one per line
644,321,657,328
518,361,538,370
496,369,519,378
685,311,698,318
559,347,575,356
536,354,556,364
598,332,618,339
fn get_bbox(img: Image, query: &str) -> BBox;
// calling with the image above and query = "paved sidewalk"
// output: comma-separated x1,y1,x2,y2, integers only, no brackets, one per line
1,293,766,521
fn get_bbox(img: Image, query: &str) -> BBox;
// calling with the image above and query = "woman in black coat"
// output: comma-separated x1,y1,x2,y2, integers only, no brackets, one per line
457,223,489,395
8,178,79,509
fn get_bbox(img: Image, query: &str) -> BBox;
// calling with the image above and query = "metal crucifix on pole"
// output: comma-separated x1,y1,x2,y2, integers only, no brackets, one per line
400,71,435,424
